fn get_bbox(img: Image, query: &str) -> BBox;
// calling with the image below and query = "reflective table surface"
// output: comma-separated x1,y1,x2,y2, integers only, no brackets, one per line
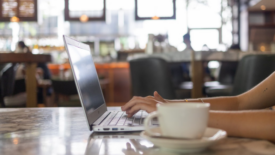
0,107,274,155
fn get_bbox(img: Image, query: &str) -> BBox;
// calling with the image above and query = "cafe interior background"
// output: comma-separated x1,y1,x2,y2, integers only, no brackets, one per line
0,0,275,108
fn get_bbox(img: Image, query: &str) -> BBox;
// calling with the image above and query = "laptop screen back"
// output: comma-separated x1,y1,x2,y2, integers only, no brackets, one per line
66,43,106,125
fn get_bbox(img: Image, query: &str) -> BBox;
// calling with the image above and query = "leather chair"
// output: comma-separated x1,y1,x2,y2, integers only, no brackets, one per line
176,61,238,98
129,58,176,99
51,79,81,107
216,61,238,85
207,54,275,96
0,63,27,107
202,61,238,96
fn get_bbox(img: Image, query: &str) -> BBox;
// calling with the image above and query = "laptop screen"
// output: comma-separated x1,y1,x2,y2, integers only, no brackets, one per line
67,43,105,124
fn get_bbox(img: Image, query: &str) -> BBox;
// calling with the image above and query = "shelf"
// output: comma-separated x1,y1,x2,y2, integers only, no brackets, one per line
249,24,275,28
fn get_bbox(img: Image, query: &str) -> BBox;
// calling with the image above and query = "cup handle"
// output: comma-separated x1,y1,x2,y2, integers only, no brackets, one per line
144,111,159,136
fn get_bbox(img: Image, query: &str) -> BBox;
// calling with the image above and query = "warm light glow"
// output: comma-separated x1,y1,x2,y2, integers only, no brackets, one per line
10,16,20,22
151,16,160,20
13,138,18,145
79,15,89,22
261,5,266,10
260,45,266,52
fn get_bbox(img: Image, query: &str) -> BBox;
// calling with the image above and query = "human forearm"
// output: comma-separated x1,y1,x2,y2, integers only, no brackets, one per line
166,96,240,110
237,72,275,110
208,110,275,142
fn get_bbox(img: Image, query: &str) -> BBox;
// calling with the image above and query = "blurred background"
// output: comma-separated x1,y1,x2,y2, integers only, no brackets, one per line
1,0,275,108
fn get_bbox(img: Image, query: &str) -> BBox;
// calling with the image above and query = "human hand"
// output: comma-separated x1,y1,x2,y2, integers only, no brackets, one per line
153,91,167,103
121,91,166,117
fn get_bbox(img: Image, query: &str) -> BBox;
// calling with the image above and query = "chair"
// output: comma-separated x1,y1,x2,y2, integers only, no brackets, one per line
207,54,275,96
0,63,26,107
202,61,238,96
51,79,81,107
175,61,238,98
216,61,238,85
129,58,176,99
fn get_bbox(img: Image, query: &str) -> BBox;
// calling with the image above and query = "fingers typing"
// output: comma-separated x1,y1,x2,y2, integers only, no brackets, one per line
121,96,156,111
127,103,155,117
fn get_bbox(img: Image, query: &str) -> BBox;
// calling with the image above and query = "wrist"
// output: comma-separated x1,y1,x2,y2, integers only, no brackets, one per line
184,98,204,103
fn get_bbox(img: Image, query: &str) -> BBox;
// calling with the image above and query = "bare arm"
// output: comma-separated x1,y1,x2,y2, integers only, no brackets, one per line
167,71,275,110
208,110,275,142
122,72,275,114
237,71,275,110
167,96,239,110
121,72,275,142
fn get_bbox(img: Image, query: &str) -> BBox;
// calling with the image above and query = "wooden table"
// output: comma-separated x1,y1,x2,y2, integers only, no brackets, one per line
0,53,51,107
0,107,274,155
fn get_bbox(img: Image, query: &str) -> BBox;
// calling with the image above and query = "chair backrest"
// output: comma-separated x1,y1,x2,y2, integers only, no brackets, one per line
51,79,78,96
169,62,191,88
129,58,176,99
232,54,275,95
218,61,238,84
0,63,18,107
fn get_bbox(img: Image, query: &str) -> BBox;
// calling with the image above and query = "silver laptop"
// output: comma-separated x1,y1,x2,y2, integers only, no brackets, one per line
63,36,147,132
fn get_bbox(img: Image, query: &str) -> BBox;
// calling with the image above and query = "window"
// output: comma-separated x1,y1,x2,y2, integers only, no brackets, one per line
190,29,219,51
135,0,175,20
187,0,233,51
188,0,221,28
0,0,37,21
64,0,106,21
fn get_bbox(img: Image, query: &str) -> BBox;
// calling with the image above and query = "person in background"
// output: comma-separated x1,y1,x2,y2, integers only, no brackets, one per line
15,41,52,104
36,62,52,104
180,33,193,81
201,44,210,51
182,33,193,53
14,41,31,82
181,33,214,83
229,44,241,50
121,71,275,142
15,41,31,53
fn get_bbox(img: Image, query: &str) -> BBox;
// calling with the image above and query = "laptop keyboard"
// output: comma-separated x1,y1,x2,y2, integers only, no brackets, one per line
107,111,148,126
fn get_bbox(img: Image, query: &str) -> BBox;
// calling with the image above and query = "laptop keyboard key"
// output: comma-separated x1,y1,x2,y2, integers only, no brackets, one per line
133,111,142,125
140,118,145,125
104,112,117,126
125,117,134,125
102,110,148,127
117,115,127,126
109,112,123,126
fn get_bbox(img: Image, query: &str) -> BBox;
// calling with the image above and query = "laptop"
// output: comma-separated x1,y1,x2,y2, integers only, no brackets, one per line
63,35,147,132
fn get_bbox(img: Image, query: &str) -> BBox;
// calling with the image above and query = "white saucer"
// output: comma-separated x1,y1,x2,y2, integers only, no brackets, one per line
140,127,227,153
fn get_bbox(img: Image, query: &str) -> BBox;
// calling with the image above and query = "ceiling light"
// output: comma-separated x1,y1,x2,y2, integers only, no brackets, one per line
260,45,266,52
10,16,19,22
151,16,160,20
80,15,89,22
261,5,266,10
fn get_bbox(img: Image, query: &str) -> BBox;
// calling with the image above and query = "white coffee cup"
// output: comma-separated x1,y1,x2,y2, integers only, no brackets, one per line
144,103,210,139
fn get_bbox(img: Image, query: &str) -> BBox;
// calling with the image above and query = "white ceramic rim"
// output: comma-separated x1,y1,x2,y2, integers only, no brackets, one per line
158,103,210,109
140,127,227,144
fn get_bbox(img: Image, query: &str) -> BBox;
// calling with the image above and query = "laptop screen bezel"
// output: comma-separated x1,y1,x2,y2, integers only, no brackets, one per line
63,35,107,131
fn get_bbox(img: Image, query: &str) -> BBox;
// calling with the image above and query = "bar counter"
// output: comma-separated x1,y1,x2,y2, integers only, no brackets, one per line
0,107,274,155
